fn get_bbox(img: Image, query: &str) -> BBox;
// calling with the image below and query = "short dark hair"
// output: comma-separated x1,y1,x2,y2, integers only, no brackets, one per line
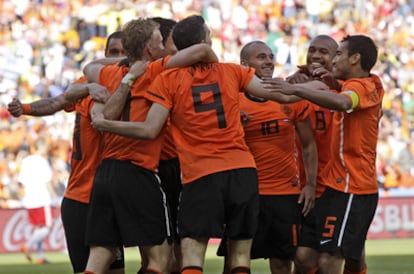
105,31,122,52
342,35,378,72
240,41,267,60
172,15,206,50
151,17,177,46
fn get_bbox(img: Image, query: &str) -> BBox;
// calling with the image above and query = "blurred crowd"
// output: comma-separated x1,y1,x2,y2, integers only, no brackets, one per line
1,0,414,208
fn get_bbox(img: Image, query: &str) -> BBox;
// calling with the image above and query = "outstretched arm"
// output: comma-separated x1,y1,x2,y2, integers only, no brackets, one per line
7,95,70,117
263,78,350,110
64,83,110,104
246,75,303,103
92,103,169,140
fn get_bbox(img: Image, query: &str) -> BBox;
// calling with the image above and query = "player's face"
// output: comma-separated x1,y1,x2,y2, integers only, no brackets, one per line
105,38,125,57
148,28,165,60
163,32,178,56
306,38,336,73
332,41,351,80
242,44,274,79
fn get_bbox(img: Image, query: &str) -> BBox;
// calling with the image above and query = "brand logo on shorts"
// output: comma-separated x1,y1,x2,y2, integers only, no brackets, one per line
320,239,332,245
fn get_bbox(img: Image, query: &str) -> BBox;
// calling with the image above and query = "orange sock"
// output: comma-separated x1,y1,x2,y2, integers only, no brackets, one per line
181,266,203,274
231,266,250,274
307,267,318,274
84,271,95,274
343,266,367,274
144,267,162,274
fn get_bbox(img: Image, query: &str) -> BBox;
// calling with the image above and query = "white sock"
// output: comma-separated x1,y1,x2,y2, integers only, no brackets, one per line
26,227,49,249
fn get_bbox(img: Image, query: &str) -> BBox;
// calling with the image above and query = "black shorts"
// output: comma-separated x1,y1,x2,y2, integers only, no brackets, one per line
249,195,301,260
178,168,259,239
61,197,124,272
158,158,182,240
86,159,171,247
217,195,300,260
315,187,378,260
298,198,320,249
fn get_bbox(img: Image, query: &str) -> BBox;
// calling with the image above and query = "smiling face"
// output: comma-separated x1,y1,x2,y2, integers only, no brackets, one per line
306,36,337,73
241,42,274,79
332,41,352,80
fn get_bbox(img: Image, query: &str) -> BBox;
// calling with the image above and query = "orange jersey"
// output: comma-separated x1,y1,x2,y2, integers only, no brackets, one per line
146,63,257,183
240,93,312,195
321,74,384,194
100,57,170,171
64,96,101,203
297,102,334,197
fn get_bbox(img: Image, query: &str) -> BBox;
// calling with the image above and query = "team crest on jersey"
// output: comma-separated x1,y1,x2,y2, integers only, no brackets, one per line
281,105,292,116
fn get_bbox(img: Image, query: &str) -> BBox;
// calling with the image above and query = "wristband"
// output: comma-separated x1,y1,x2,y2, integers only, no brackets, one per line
121,72,136,87
21,104,32,115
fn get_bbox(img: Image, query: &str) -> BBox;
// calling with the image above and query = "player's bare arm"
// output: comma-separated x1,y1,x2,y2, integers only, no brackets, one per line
166,43,219,68
83,57,126,83
295,117,317,216
263,78,352,110
247,75,302,103
92,103,169,140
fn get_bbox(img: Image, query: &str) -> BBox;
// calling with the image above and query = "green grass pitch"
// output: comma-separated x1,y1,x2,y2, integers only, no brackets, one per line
0,239,413,274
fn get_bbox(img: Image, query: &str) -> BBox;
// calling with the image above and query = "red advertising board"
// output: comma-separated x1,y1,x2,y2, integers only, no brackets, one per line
368,197,414,239
0,197,413,253
0,208,66,253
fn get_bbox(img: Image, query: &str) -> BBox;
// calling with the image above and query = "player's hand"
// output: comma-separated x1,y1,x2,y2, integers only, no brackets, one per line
286,70,310,84
91,112,106,131
7,98,24,117
262,78,296,95
298,184,315,217
130,61,149,78
88,83,111,103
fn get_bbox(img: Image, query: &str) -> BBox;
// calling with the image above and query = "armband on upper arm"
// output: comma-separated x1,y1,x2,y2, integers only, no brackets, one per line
342,90,359,112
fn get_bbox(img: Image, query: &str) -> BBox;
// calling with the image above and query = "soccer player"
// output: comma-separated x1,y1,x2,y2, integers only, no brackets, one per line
264,35,383,274
8,31,128,274
90,15,323,274
18,137,57,264
81,18,219,274
217,40,317,274
287,34,338,274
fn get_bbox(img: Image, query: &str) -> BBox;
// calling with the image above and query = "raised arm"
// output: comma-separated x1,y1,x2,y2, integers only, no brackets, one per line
166,43,218,69
92,103,169,140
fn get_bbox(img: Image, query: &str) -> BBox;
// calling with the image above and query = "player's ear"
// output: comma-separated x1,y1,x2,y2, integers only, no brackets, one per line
350,53,360,66
240,59,248,66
